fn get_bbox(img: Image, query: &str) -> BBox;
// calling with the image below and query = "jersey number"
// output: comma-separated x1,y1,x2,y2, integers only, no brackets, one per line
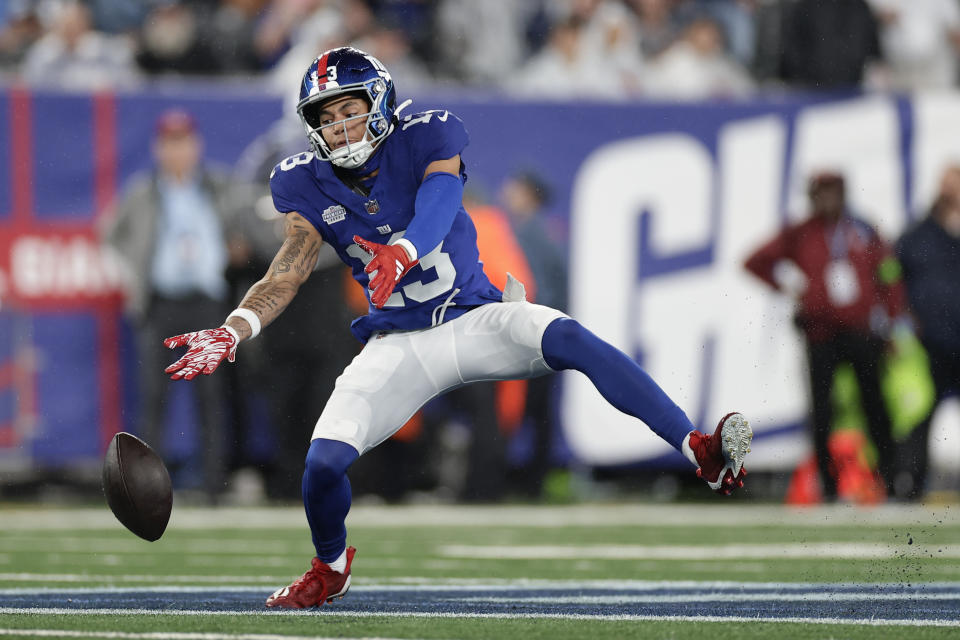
271,152,313,178
347,233,455,308
401,110,449,131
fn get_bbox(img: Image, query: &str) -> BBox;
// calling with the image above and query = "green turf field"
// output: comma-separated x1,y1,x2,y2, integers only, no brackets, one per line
1,502,958,639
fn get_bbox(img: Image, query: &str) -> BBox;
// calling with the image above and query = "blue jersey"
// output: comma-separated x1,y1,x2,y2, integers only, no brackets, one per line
270,109,502,343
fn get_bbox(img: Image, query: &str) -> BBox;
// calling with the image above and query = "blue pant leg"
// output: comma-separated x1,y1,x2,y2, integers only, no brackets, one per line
302,438,359,562
540,317,695,451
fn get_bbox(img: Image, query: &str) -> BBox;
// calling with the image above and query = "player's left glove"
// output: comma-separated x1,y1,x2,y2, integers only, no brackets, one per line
163,327,239,380
353,235,418,309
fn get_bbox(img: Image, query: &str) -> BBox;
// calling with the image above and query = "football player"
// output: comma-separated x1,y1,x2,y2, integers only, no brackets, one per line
164,47,753,608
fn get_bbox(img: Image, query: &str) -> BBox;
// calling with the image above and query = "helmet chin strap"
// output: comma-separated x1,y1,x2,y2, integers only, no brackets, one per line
330,130,374,169
330,120,373,169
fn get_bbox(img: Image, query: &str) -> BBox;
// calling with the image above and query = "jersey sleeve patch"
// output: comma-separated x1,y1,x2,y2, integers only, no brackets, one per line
399,110,469,177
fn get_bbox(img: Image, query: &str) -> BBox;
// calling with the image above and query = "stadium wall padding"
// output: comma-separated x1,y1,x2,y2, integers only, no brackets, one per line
2,85,959,473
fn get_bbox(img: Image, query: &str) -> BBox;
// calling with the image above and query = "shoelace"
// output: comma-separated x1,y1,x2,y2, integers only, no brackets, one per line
291,563,325,590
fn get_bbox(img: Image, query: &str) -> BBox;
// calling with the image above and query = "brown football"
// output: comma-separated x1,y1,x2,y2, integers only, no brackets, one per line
102,432,172,541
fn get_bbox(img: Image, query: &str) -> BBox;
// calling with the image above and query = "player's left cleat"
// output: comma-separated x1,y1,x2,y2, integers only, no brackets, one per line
688,412,752,496
265,547,356,608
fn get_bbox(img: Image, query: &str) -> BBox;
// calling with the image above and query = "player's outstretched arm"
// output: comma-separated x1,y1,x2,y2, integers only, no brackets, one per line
164,212,323,380
227,212,323,338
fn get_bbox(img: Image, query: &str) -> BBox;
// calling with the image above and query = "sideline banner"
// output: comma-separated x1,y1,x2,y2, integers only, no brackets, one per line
2,85,958,471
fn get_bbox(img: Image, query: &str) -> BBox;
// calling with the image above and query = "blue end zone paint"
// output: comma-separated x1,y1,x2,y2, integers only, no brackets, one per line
1,584,958,623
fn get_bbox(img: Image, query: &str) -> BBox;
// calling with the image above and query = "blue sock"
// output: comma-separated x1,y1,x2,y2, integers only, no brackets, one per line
541,318,694,451
302,438,359,563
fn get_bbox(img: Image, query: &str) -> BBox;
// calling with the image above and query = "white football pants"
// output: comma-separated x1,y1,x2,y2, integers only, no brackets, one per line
311,300,567,455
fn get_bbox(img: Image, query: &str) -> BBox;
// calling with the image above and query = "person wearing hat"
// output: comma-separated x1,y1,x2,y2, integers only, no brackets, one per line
103,108,237,504
744,171,906,501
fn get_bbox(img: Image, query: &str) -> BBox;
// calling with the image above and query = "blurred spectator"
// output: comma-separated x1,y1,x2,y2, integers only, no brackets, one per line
676,0,758,68
253,0,326,70
87,0,149,34
138,0,273,76
866,0,960,90
751,0,789,81
896,164,960,497
509,14,627,99
0,1,42,70
351,21,434,92
268,0,375,99
643,14,754,99
136,2,213,75
228,116,357,501
499,172,566,313
367,0,436,63
20,0,139,89
744,172,904,500
103,109,236,503
201,0,272,74
624,0,684,60
779,0,883,90
499,171,569,498
465,188,538,300
434,0,538,86
558,0,645,93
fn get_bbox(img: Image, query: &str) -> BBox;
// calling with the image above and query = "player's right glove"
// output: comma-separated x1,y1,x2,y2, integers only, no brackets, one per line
163,327,239,380
353,235,418,309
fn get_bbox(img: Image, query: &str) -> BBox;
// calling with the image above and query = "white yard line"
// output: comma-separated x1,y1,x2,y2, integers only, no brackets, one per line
0,504,956,530
0,574,960,595
0,574,285,585
456,592,960,604
0,631,409,640
3,579,960,593
0,608,956,628
2,537,951,561
0,539,304,555
438,542,960,560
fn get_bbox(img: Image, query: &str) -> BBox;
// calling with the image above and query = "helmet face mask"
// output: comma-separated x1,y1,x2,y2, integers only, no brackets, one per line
296,48,396,169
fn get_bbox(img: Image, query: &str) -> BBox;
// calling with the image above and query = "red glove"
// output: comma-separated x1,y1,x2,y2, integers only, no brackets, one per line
163,327,238,380
353,235,418,309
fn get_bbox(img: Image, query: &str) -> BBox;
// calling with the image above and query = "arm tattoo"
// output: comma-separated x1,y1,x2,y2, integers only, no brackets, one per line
241,280,299,319
274,214,322,276
227,212,322,340
274,228,308,274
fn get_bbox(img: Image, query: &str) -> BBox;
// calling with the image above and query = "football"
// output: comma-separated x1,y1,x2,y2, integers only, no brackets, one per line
102,432,172,542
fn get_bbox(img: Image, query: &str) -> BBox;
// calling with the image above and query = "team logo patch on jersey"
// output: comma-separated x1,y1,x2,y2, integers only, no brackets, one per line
322,205,347,224
365,199,380,215
377,224,392,234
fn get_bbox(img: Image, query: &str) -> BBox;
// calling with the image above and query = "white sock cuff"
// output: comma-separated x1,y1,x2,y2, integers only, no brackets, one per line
326,548,347,573
681,433,698,467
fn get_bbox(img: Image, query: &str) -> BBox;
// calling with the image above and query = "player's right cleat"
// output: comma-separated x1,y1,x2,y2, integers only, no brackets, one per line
265,547,356,608
688,412,752,496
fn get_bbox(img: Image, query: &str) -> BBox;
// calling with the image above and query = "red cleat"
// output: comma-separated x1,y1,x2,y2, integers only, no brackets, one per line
265,547,356,608
688,412,752,496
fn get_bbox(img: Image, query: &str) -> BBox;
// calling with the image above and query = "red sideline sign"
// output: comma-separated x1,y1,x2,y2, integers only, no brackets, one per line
0,229,125,311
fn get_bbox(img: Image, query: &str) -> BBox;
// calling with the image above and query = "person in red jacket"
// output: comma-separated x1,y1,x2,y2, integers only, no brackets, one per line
744,172,905,500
